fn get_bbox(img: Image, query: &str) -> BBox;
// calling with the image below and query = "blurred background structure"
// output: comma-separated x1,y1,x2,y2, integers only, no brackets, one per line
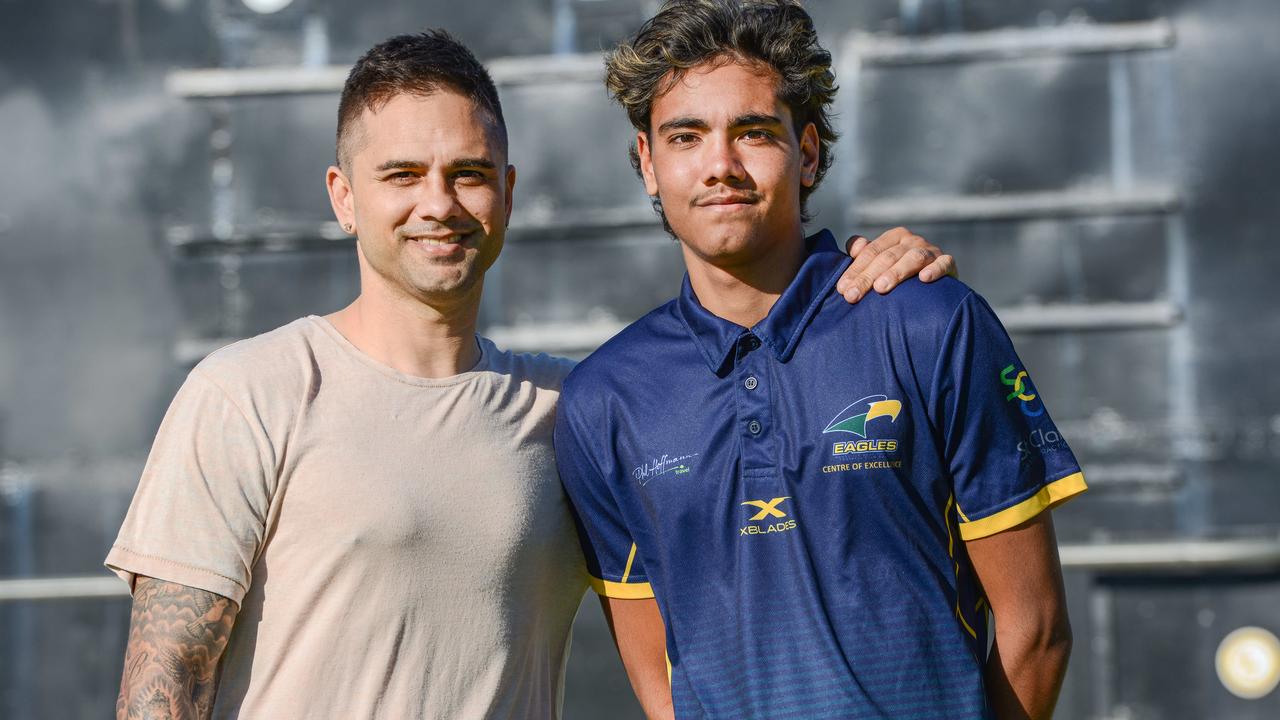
2,0,1279,717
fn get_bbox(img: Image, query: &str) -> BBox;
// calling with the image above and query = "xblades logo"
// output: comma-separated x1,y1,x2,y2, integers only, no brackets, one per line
1000,365,1045,418
739,497,798,537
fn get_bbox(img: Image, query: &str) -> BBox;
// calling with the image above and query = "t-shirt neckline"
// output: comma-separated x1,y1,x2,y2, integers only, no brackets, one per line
306,315,492,388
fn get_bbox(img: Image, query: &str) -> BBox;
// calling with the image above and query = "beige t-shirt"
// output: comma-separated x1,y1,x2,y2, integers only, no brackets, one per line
107,316,589,719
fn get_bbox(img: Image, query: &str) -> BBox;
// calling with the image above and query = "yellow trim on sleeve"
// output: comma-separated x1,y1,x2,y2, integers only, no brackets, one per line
588,575,655,599
957,472,1087,541
621,543,638,582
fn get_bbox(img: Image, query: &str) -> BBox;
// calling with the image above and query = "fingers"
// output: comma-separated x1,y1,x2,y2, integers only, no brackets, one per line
837,227,956,302
874,245,938,293
919,253,959,283
838,234,909,302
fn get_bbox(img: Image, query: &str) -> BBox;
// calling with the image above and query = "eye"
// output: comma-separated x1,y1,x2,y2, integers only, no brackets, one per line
668,133,699,146
386,171,418,184
452,169,489,184
742,128,774,142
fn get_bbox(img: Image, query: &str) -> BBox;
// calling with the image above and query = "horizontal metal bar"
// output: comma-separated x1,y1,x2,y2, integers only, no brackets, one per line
0,576,128,603
166,52,605,99
851,187,1180,224
1060,537,1280,573
485,319,627,354
173,337,237,366
166,65,351,98
1080,463,1181,488
9,536,1279,601
486,52,604,86
166,222,352,255
994,301,1182,332
167,209,662,256
848,19,1175,67
509,205,662,239
174,300,1179,367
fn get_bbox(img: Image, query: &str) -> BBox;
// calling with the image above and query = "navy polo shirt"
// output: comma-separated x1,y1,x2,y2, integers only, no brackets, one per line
555,230,1086,719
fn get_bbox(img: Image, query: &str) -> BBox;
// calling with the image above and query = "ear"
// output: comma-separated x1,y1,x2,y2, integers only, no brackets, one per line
636,130,659,197
503,164,517,227
799,121,820,188
326,165,356,234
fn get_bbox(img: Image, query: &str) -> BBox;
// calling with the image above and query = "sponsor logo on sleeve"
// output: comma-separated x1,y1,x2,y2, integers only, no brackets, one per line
1000,364,1045,417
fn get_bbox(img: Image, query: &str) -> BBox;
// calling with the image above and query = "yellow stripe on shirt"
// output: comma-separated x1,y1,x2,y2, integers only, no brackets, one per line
957,472,1087,541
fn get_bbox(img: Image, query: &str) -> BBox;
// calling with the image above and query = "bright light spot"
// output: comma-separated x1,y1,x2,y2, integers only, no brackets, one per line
241,0,293,14
1216,626,1280,699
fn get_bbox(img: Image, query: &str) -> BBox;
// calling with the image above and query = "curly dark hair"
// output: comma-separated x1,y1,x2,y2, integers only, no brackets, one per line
605,0,838,224
336,30,507,172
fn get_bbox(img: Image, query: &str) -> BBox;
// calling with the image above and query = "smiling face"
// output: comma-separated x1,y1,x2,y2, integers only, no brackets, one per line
327,90,514,308
636,59,819,273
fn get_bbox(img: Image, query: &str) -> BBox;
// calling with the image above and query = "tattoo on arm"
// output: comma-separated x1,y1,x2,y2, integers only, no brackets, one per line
116,577,238,720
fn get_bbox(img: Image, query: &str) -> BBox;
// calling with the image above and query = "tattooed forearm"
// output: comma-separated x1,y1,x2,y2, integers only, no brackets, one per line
116,576,238,720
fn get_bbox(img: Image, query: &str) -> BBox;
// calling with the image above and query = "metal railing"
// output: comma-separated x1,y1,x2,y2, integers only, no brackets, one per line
6,535,1279,603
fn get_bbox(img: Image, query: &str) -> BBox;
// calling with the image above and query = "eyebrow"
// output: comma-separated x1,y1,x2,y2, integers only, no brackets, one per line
730,113,785,129
657,117,710,134
374,157,497,172
656,113,785,135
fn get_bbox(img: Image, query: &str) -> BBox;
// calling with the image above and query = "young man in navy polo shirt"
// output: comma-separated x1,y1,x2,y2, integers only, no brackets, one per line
555,2,1087,718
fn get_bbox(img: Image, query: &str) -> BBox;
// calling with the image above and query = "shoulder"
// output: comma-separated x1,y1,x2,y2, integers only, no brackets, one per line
831,276,983,341
479,338,578,391
556,300,681,428
564,300,680,395
852,276,974,321
187,317,323,410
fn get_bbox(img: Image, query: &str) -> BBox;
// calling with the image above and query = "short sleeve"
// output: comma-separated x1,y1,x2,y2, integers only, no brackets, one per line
554,397,654,599
934,293,1086,541
105,369,276,605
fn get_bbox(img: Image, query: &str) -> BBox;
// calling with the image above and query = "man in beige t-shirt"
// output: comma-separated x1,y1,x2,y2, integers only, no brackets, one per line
108,29,953,720
109,320,583,718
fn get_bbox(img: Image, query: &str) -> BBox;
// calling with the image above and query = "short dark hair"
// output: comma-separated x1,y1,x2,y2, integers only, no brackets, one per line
336,30,507,172
605,0,838,224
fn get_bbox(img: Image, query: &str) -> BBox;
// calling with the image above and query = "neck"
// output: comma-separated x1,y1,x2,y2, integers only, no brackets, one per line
326,272,483,379
682,227,807,328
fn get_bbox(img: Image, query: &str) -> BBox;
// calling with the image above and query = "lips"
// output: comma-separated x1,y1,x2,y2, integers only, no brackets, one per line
695,193,759,208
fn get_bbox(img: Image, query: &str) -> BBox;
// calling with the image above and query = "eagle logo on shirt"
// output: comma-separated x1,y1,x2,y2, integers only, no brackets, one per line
823,395,902,438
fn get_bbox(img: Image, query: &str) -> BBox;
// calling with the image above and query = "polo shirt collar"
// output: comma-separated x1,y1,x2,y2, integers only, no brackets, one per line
674,229,850,375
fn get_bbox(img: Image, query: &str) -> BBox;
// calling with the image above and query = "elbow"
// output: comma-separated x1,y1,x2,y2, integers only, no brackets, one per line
1045,615,1073,666
1033,609,1073,670
1000,606,1073,668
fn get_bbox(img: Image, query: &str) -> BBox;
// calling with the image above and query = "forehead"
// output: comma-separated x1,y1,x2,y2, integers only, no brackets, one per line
351,90,502,164
650,60,787,125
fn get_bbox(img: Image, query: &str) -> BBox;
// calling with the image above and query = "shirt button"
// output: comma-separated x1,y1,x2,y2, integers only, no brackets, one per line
742,335,761,351
747,420,762,435
744,376,758,390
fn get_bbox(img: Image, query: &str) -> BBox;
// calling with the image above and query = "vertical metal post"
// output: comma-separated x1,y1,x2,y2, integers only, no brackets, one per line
899,0,923,35
552,0,577,55
838,49,864,238
1108,54,1135,192
1,466,35,719
1090,583,1116,718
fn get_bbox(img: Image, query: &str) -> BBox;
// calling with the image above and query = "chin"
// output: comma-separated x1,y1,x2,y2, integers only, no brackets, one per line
680,228,768,262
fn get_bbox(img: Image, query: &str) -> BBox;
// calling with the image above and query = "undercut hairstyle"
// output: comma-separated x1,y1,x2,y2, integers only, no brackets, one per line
605,0,838,223
336,30,507,172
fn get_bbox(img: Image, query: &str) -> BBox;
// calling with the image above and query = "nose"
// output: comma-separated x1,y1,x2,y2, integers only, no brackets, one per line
703,133,746,186
412,172,461,223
